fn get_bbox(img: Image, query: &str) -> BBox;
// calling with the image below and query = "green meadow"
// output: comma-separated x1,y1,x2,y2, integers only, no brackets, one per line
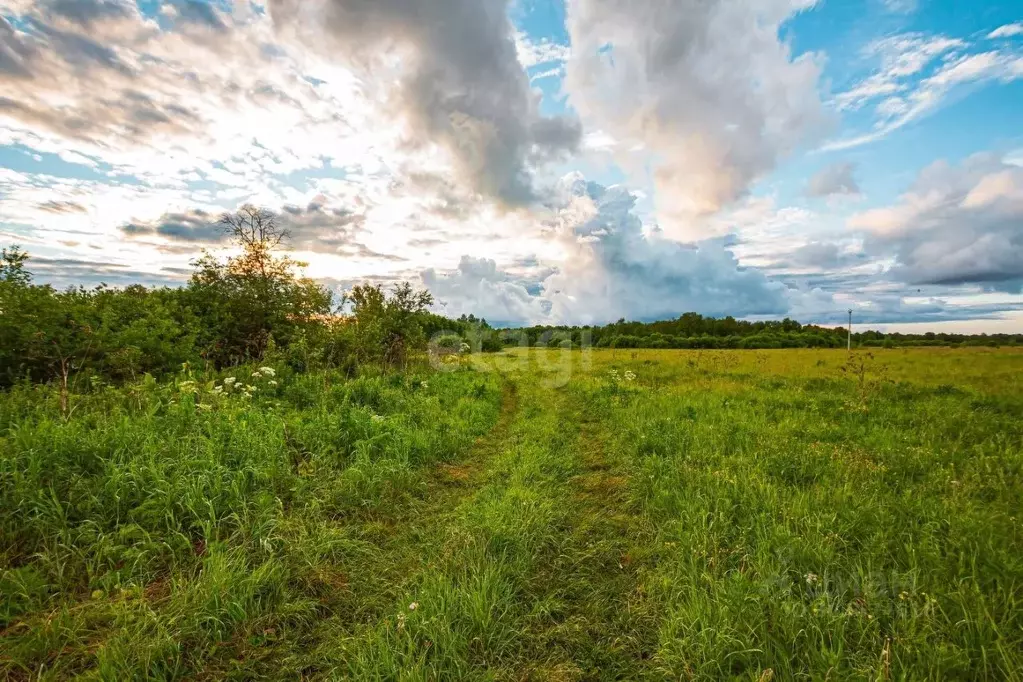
2,347,1022,680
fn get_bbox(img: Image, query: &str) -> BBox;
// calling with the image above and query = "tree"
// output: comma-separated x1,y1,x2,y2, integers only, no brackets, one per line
346,282,434,367
186,206,331,364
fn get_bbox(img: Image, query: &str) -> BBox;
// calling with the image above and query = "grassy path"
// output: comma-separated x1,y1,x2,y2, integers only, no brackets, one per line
293,372,659,679
193,381,521,680
191,371,661,680
518,395,659,679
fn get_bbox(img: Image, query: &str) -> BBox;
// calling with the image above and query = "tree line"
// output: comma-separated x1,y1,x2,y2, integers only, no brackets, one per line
502,313,1021,350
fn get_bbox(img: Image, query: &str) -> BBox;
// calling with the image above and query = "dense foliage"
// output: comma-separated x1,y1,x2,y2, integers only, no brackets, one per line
0,207,443,392
0,363,502,678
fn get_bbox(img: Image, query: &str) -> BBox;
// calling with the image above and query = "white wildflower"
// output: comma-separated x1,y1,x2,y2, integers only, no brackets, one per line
409,602,419,611
371,414,385,423
252,372,261,378
268,380,278,387
224,377,237,386
805,572,819,586
624,371,636,381
420,381,429,389
260,367,276,377
212,386,224,394
459,342,471,354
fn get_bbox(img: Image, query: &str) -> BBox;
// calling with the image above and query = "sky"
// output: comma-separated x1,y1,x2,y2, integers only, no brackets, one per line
0,0,1021,331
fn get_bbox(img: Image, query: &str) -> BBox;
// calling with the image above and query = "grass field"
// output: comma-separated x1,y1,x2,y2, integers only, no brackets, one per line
2,348,1022,679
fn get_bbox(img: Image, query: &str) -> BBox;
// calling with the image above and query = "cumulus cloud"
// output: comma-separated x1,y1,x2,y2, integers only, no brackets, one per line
268,0,581,207
806,162,861,198
422,256,550,326
849,152,1023,291
564,0,829,237
421,173,795,325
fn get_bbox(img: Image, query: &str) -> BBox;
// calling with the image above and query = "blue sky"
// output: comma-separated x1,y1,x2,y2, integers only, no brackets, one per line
1,0,1021,330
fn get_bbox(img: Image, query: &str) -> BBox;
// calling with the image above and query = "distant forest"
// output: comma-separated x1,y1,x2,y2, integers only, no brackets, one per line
477,313,1022,350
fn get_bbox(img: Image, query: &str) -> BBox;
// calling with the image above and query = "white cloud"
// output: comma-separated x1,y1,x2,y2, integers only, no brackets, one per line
0,0,396,186
564,0,829,239
515,31,571,68
988,23,1023,39
881,0,918,14
849,152,1023,291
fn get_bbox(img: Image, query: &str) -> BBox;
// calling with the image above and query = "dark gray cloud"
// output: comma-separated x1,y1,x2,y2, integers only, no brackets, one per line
268,0,581,207
806,161,861,198
120,204,370,254
780,241,868,270
122,208,223,243
850,152,1023,292
22,256,186,289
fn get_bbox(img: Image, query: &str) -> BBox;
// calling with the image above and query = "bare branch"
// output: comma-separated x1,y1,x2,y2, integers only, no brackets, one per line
219,205,290,248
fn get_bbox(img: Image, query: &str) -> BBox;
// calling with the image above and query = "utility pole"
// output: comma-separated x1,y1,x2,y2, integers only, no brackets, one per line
847,309,853,351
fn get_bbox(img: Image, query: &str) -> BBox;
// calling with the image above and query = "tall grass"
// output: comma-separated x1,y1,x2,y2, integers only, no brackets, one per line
0,365,500,679
577,348,1023,678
